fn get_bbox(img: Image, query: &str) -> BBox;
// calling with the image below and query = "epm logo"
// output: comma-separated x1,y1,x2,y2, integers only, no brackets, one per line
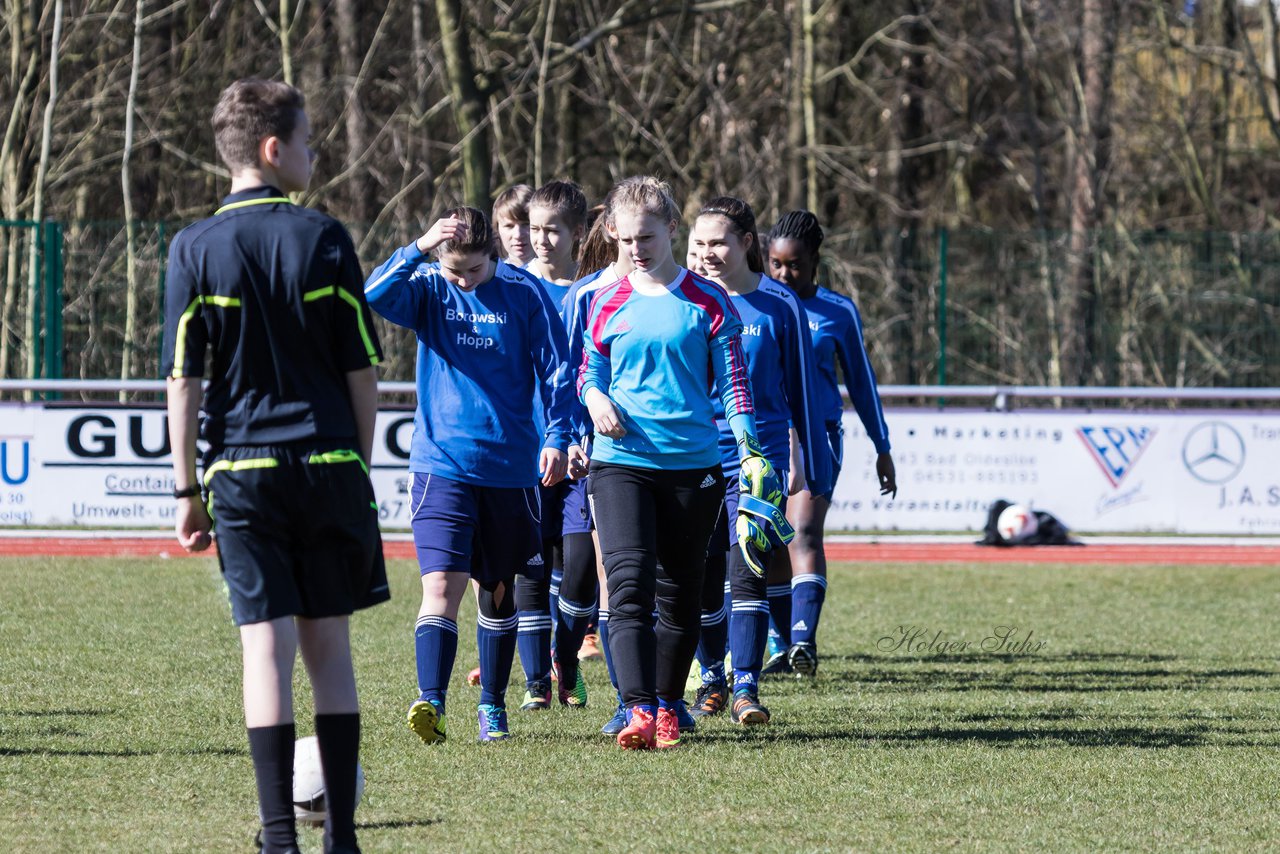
1076,425,1156,488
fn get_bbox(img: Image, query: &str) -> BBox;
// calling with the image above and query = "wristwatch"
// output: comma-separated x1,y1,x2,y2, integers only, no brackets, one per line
173,484,201,499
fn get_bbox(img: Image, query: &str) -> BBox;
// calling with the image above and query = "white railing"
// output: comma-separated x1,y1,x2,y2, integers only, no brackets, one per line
3,378,1280,411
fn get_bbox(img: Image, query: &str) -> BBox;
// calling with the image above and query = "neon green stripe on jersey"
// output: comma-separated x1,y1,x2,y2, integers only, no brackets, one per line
203,457,280,486
301,286,379,365
336,287,380,365
303,286,336,302
307,449,368,476
214,197,293,215
171,295,243,378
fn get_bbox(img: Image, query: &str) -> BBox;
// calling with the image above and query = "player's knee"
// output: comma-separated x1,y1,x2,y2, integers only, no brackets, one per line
476,580,516,620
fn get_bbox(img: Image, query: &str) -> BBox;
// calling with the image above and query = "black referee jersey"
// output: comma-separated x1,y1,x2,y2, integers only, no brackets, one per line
161,186,382,447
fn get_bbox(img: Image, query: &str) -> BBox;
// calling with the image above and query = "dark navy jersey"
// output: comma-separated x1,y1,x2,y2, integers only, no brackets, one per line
161,186,382,447
711,275,833,496
801,286,890,453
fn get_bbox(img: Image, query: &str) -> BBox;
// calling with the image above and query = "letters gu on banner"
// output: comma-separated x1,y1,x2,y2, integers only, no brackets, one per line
4,403,1280,534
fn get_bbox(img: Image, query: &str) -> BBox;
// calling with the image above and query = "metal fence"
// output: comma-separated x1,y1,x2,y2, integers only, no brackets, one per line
3,221,1279,395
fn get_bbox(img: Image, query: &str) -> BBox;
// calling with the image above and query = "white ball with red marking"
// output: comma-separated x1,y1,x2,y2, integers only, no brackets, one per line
997,504,1039,544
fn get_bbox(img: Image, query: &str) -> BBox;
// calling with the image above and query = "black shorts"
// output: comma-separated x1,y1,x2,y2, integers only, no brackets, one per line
206,443,390,626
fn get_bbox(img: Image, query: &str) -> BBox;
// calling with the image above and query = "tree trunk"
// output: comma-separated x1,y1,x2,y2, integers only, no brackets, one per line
26,0,61,392
786,0,805,210
337,0,370,221
120,0,142,397
434,0,491,208
1063,0,1116,386
801,0,818,214
889,1,930,386
0,3,38,381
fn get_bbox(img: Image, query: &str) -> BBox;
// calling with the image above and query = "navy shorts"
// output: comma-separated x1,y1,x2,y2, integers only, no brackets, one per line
561,477,593,535
819,420,844,501
409,472,543,584
207,443,390,627
540,481,565,542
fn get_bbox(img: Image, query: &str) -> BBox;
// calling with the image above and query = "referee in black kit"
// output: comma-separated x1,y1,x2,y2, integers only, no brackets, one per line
162,78,387,854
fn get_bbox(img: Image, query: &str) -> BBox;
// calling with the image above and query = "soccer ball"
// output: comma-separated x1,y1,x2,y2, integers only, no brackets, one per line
293,735,366,826
996,504,1039,544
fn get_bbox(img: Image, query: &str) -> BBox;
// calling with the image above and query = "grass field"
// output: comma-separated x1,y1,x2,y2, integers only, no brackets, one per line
4,554,1280,852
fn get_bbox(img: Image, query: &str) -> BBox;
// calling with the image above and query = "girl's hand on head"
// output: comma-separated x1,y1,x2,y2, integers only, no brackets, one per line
417,216,466,254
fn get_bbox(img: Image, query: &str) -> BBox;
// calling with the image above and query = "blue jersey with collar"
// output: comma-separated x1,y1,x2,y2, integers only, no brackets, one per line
364,245,573,487
562,264,622,444
579,268,754,471
712,276,832,496
801,286,891,454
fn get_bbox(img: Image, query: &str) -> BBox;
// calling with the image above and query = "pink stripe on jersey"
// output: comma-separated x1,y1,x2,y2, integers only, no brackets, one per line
726,332,754,415
676,271,732,335
588,277,633,359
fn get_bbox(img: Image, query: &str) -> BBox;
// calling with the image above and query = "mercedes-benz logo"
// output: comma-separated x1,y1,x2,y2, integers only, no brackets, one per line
1181,421,1245,484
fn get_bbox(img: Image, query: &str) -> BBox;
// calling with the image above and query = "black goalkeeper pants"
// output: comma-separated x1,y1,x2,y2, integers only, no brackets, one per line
588,462,724,708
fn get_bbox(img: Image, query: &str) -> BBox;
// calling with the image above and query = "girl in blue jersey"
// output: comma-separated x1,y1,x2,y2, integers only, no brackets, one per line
493,184,535,267
579,176,772,750
517,179,590,711
688,197,832,725
766,210,897,676
364,207,572,744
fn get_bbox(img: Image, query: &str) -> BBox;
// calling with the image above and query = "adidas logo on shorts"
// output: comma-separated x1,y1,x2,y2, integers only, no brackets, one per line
699,474,716,489
527,554,544,566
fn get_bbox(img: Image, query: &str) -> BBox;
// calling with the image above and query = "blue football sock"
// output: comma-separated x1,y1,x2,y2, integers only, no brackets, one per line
730,599,769,686
790,573,828,646
477,613,518,708
767,582,793,648
516,609,552,686
554,595,594,678
549,568,563,630
697,603,728,684
598,608,619,690
414,615,458,713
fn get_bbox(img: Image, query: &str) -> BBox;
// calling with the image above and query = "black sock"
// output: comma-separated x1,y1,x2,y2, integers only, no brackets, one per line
247,723,296,853
314,713,361,851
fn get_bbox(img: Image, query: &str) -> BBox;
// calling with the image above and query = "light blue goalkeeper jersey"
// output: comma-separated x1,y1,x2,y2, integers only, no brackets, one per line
801,285,891,454
578,267,756,471
365,244,573,487
711,275,833,496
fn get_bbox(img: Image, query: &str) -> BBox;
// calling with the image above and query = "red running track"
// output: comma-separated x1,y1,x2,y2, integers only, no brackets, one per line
3,537,1280,566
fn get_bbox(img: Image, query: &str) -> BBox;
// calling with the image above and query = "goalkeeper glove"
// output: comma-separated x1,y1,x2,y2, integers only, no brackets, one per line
736,434,794,577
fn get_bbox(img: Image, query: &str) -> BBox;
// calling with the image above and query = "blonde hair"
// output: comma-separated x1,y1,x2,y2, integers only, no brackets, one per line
607,175,680,226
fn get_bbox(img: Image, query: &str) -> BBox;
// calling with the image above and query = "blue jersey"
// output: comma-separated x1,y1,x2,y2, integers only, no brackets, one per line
579,268,755,471
529,274,573,313
562,264,622,444
712,276,832,496
365,244,573,487
526,270,577,455
801,286,891,454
